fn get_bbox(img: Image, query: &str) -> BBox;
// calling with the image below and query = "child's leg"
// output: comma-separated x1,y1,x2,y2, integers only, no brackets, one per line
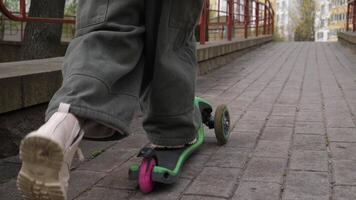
46,0,145,136
141,0,205,147
17,0,145,199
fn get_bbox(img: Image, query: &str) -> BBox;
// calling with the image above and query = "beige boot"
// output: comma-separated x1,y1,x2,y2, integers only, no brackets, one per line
17,103,84,200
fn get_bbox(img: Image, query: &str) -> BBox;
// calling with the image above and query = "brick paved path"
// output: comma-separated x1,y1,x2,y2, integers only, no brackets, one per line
1,42,356,200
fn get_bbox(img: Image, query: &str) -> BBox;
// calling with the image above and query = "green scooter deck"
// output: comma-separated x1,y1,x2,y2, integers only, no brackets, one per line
128,97,212,184
128,125,205,184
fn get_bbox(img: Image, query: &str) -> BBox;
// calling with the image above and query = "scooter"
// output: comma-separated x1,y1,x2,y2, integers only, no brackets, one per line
128,96,231,193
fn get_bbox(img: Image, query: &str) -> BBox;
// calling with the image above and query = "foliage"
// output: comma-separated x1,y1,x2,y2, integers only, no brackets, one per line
3,0,19,11
64,0,77,16
63,0,77,40
290,0,316,41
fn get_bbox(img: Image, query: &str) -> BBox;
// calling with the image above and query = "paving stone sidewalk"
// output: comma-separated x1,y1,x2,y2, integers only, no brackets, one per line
1,42,356,200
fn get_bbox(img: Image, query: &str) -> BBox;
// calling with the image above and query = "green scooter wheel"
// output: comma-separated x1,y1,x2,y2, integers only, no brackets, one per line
214,104,230,145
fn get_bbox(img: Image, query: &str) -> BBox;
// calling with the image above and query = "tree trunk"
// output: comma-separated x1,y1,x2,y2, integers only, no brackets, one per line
21,0,65,60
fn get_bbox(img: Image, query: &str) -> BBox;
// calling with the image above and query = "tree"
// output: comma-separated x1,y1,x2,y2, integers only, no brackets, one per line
291,0,316,41
21,0,66,60
64,0,77,16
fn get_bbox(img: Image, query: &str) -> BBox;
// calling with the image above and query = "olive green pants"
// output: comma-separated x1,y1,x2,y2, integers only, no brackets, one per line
46,0,204,146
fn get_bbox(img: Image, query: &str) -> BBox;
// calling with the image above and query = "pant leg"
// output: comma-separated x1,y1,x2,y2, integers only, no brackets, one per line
142,0,204,146
46,0,145,135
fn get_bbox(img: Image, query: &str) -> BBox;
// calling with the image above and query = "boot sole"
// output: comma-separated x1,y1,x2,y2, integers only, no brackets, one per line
17,136,67,200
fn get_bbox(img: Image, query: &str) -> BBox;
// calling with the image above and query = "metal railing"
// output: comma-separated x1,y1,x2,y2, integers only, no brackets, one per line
199,0,274,44
0,0,74,24
0,14,24,41
0,0,274,44
0,13,75,42
346,0,356,32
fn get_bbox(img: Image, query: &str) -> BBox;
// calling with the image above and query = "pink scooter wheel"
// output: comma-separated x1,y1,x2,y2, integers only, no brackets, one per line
138,158,156,193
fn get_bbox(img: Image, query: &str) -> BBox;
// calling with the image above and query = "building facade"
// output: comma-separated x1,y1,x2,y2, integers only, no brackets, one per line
329,0,348,41
314,0,348,41
315,0,331,41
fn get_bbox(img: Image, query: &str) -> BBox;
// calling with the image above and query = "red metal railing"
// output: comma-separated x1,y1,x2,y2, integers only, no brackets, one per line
199,0,274,44
0,0,74,24
346,0,356,32
0,0,274,44
0,12,75,41
0,16,75,42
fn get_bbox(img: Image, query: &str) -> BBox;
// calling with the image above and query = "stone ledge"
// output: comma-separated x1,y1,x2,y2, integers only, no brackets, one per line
0,58,63,114
0,35,272,114
0,41,69,63
198,35,272,74
338,32,356,52
197,35,272,62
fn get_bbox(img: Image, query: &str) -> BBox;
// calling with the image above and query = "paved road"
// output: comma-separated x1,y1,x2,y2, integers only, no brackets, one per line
1,42,356,200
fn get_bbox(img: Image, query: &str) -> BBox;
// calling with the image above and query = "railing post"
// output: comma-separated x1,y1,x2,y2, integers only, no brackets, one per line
19,0,25,18
19,0,25,41
352,1,356,32
256,2,259,37
199,0,209,45
263,1,267,35
347,2,350,31
227,0,234,41
237,0,240,24
269,0,274,35
267,7,271,34
266,2,269,35
272,10,274,35
218,0,220,24
244,0,249,38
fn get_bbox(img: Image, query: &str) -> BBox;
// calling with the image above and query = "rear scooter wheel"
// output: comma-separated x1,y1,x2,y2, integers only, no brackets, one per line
214,104,230,145
138,158,156,193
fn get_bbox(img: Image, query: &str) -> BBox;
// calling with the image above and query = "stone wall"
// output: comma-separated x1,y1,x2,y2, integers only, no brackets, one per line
0,41,68,63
